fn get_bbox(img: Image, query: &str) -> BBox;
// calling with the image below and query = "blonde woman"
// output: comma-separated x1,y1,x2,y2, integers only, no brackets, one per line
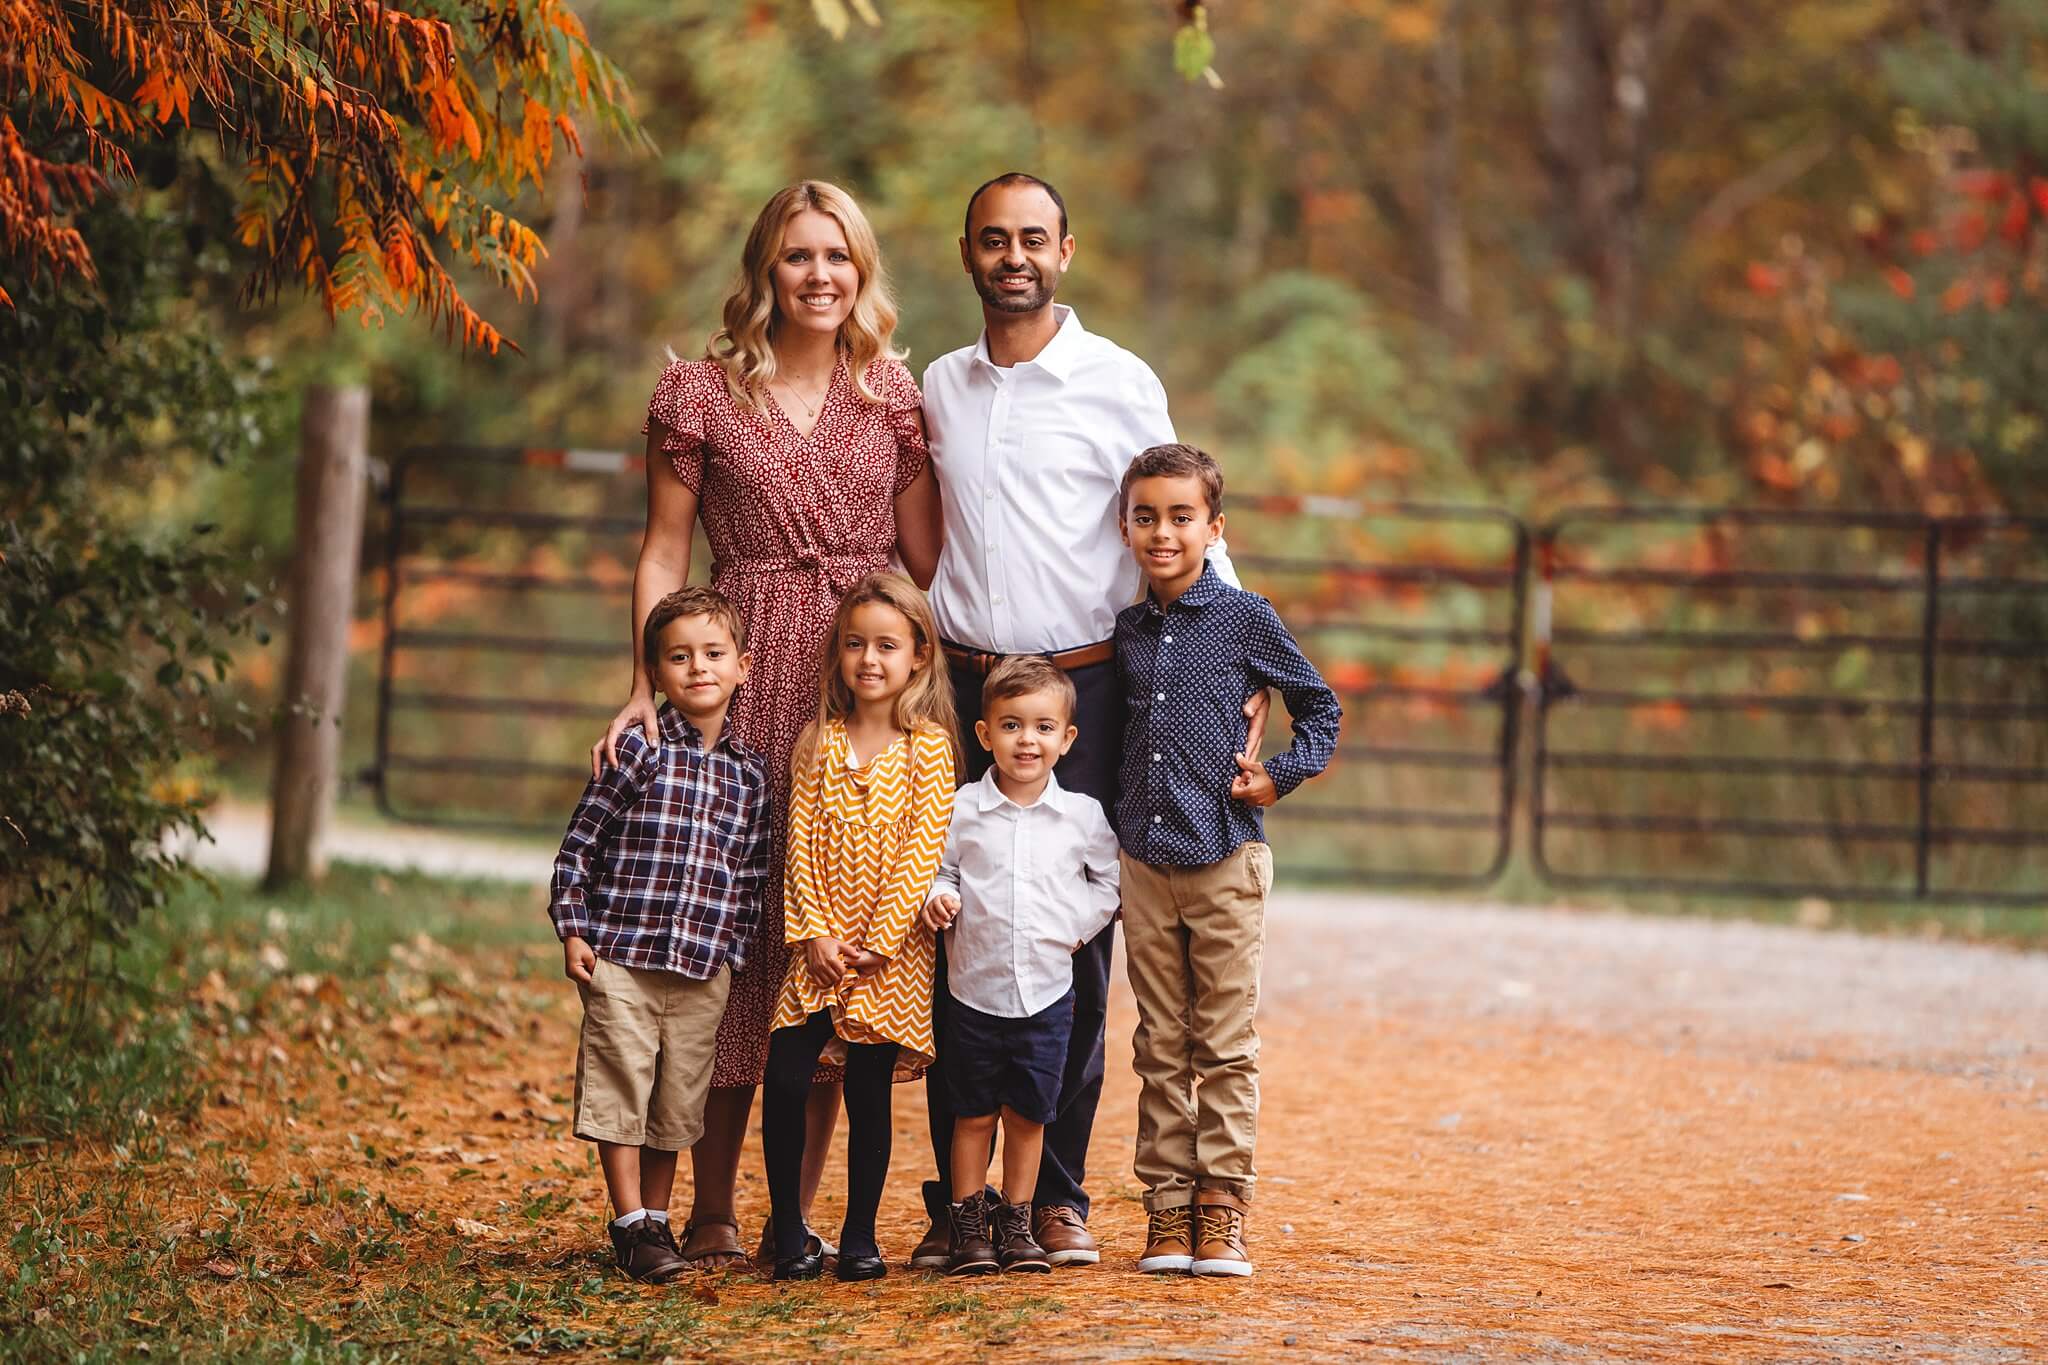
593,181,942,1269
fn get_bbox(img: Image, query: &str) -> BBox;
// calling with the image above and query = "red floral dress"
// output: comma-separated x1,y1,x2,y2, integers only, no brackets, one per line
643,354,928,1087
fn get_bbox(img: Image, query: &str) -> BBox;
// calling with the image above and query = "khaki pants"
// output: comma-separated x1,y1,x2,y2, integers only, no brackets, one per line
573,957,732,1151
1119,842,1271,1210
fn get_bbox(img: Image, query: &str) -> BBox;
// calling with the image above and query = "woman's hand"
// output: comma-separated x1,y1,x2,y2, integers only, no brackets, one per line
803,936,850,987
593,692,660,779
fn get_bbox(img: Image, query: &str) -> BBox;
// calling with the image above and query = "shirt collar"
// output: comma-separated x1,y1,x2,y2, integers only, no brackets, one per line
657,702,737,755
971,305,1084,384
971,765,1067,813
1144,560,1225,618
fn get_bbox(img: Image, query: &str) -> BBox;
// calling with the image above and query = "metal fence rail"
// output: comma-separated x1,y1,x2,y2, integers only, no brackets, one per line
363,447,2046,905
1231,495,1529,888
1530,507,2048,904
369,445,644,826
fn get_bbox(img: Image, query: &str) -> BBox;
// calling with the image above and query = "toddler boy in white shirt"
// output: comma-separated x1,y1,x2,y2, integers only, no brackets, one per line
920,655,1121,1276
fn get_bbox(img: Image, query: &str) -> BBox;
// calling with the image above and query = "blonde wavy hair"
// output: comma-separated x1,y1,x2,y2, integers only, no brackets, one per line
706,180,905,408
792,573,961,782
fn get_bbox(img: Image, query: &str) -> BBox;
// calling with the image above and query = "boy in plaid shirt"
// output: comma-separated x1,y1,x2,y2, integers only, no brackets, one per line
549,586,771,1282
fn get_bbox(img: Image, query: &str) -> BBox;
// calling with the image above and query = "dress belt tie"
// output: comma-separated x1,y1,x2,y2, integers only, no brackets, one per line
715,551,882,596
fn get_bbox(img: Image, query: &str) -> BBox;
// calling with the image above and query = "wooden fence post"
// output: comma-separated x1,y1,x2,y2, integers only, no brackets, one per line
264,383,370,890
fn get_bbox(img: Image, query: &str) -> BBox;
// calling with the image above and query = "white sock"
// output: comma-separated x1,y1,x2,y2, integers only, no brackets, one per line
645,1209,669,1224
612,1208,650,1230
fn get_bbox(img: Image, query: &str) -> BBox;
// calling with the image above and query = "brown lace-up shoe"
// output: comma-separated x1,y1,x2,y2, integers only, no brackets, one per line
1136,1204,1194,1274
993,1201,1051,1273
1031,1204,1100,1267
1190,1190,1252,1277
944,1194,999,1277
609,1218,687,1283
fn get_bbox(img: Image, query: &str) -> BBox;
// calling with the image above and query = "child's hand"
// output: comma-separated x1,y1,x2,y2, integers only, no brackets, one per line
921,893,961,932
563,935,597,984
1243,688,1272,757
1230,752,1278,807
844,947,889,979
803,936,849,987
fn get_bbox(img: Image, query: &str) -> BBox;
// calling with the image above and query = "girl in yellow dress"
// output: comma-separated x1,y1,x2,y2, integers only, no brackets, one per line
762,572,958,1281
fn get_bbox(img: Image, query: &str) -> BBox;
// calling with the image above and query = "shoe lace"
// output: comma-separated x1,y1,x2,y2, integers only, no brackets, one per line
956,1197,990,1240
1195,1207,1239,1246
1149,1206,1191,1240
1041,1204,1085,1230
995,1203,1030,1242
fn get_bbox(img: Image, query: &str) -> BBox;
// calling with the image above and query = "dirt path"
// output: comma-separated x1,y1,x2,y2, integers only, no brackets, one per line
173,805,2047,1360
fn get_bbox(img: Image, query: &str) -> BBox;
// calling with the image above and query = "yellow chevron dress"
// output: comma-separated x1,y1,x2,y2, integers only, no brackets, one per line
771,719,954,1068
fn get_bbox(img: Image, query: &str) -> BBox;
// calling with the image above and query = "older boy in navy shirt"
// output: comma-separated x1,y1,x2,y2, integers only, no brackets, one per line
1113,443,1341,1279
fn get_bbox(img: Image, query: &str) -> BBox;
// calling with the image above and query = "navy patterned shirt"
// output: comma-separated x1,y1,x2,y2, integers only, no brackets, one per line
548,704,770,978
1115,563,1343,867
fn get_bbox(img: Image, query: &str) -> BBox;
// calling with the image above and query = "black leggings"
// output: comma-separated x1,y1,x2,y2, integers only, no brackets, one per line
762,1010,899,1261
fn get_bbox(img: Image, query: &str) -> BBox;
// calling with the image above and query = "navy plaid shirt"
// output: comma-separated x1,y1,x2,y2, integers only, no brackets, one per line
548,704,770,978
1115,563,1343,867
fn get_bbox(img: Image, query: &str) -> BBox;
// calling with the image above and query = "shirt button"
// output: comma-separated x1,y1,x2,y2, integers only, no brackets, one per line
1152,752,1161,762
1156,691,1165,701
1152,814,1162,823
993,595,1005,605
1164,635,1173,644
984,487,995,499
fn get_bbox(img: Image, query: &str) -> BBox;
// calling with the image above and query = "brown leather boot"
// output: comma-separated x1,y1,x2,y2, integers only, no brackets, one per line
994,1201,1051,1273
1190,1189,1252,1278
609,1217,687,1283
944,1193,999,1277
910,1182,951,1270
1031,1204,1100,1267
1136,1204,1193,1274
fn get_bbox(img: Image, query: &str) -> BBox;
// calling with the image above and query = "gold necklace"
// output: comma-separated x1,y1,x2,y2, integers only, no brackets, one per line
774,369,830,423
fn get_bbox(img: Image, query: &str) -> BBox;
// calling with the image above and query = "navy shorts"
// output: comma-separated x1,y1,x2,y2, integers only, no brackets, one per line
942,988,1075,1125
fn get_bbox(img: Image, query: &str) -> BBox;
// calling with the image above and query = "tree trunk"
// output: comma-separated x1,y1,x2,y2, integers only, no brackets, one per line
264,384,370,891
1427,0,1472,328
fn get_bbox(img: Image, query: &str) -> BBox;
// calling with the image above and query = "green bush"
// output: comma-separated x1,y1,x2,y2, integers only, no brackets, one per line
0,169,278,1069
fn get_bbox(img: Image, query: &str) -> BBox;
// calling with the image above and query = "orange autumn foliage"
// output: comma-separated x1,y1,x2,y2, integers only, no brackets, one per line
0,0,643,349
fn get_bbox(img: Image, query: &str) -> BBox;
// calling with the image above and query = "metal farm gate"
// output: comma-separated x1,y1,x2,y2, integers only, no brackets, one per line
362,448,2047,906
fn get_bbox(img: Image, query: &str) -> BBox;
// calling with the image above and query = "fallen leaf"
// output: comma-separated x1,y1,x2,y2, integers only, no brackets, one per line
202,1258,240,1279
452,1218,500,1238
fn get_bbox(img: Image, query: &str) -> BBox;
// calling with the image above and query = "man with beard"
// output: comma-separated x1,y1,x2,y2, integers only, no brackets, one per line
912,172,1262,1270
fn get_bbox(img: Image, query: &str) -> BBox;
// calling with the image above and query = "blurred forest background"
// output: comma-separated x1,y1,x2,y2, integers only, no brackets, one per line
6,0,2045,950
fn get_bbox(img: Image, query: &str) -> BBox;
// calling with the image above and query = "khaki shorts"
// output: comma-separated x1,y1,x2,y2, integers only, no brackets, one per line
573,956,732,1150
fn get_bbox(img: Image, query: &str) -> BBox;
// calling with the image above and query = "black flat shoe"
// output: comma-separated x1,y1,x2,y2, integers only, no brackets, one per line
834,1253,887,1282
771,1250,824,1281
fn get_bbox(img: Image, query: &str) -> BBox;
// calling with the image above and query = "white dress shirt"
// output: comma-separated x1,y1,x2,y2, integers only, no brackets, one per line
922,306,1237,654
928,770,1122,1018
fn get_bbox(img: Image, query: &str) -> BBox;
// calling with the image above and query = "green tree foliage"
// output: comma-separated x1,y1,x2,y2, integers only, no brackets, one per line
0,0,641,1054
337,0,2035,520
1,166,274,1049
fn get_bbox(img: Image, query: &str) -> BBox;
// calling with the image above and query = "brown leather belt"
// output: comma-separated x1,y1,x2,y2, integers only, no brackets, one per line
942,639,1115,675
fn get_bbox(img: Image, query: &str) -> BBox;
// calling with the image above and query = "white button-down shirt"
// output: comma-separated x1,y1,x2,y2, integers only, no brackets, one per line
928,770,1122,1018
921,306,1237,654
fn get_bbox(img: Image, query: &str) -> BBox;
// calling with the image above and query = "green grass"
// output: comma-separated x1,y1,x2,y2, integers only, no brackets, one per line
0,863,539,1145
0,865,1070,1363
